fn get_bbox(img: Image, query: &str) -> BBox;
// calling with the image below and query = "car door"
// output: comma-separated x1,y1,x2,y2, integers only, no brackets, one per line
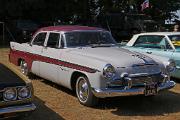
39,32,63,83
171,52,180,78
132,35,174,59
30,32,47,76
168,35,180,78
57,34,73,88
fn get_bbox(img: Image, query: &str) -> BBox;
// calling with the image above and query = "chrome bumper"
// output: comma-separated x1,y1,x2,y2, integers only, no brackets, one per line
92,80,176,98
0,103,36,115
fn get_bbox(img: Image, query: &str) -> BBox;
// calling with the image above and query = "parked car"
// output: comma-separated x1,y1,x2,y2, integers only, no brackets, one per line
0,62,36,118
123,32,180,79
9,26,175,106
7,20,39,43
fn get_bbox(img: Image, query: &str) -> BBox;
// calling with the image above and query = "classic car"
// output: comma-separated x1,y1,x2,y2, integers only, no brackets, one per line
123,32,180,79
9,26,175,106
0,62,36,118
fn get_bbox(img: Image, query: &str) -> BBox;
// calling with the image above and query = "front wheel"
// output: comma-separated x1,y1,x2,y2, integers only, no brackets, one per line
76,76,98,106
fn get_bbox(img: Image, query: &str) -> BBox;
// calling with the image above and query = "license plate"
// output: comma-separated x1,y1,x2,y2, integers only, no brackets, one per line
144,83,158,96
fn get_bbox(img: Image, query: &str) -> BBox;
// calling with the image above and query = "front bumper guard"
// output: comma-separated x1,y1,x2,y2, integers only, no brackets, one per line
0,103,36,115
92,80,176,98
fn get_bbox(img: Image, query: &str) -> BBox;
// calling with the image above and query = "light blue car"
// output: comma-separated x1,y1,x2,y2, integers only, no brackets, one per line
122,32,180,79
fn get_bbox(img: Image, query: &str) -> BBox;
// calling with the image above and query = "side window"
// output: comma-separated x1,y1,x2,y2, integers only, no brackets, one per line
159,38,172,49
32,32,47,46
134,35,172,49
47,33,60,48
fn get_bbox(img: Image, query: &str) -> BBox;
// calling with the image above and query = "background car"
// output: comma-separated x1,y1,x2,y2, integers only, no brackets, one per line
0,62,36,118
7,20,39,43
123,32,180,79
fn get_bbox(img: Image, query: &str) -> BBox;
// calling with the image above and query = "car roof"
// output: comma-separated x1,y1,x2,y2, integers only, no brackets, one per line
135,32,180,36
37,25,105,32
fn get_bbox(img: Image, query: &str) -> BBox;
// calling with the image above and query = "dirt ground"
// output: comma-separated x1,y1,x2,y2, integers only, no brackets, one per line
0,48,180,120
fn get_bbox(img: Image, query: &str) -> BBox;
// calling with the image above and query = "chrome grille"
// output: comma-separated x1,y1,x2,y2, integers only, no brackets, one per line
131,73,164,86
108,73,164,88
117,65,161,77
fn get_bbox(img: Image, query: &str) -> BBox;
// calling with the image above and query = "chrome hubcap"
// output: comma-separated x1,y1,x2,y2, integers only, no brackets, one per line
20,60,28,75
76,77,89,102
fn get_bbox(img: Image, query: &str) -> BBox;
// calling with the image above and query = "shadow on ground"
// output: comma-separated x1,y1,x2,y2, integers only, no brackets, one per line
33,77,180,117
172,77,180,83
96,90,180,116
20,96,65,120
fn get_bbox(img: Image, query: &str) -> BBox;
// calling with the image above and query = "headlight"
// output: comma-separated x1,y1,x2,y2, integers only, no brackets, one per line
166,59,176,73
103,64,116,79
3,88,17,101
18,86,31,99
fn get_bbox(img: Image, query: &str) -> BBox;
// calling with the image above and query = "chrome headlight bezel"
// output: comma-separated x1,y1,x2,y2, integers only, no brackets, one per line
18,86,31,99
3,87,17,101
166,59,176,73
103,64,116,79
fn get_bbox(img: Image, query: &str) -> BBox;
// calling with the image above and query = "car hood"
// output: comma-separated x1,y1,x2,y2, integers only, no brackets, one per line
0,64,26,89
68,47,157,68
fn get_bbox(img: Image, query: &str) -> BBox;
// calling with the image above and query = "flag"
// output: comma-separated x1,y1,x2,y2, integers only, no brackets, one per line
141,0,149,11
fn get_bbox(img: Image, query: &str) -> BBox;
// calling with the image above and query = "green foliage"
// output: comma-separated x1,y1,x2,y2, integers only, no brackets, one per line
0,0,179,24
142,0,180,22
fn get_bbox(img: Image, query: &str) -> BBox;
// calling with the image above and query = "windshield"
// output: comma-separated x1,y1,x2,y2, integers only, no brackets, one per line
168,35,180,49
65,31,117,47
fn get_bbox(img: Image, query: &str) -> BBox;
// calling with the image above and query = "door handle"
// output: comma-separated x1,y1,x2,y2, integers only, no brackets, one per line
146,51,152,54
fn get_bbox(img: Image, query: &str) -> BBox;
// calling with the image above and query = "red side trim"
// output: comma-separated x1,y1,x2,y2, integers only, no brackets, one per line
9,49,97,73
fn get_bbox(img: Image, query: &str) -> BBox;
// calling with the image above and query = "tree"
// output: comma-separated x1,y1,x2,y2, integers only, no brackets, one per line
139,0,180,23
1,0,180,25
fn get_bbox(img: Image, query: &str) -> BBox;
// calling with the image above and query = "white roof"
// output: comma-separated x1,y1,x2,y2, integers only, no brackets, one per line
135,32,180,36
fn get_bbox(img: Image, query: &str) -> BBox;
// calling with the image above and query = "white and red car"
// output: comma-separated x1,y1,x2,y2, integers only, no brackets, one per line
9,26,175,106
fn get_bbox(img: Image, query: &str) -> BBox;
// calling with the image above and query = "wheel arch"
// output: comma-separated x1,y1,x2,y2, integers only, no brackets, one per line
70,71,89,91
18,58,24,66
